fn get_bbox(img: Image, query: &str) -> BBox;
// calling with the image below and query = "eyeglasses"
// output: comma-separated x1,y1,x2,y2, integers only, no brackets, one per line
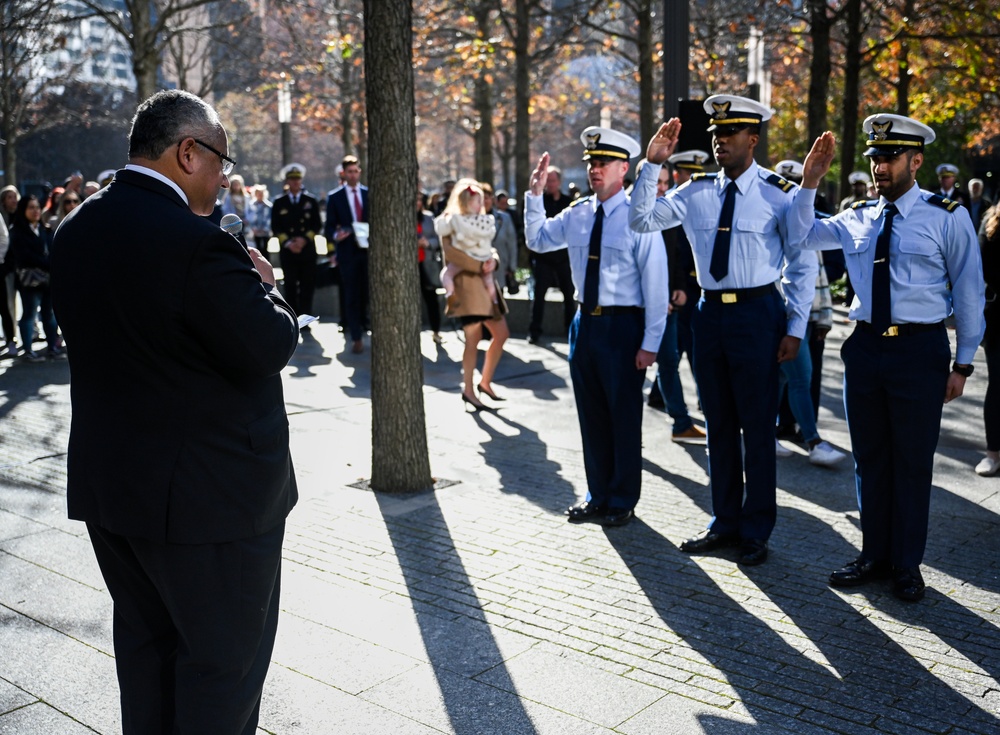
187,138,236,176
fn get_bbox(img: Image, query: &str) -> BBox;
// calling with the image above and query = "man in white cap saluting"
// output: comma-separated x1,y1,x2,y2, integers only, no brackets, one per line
629,94,817,566
796,114,985,601
526,127,669,527
271,163,322,332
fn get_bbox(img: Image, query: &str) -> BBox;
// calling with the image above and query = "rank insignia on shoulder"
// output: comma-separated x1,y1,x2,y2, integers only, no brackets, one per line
851,199,878,209
764,173,795,193
927,194,960,212
569,195,592,208
690,172,718,182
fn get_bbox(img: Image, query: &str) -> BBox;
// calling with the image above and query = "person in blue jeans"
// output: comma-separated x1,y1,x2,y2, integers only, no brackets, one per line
640,153,708,443
773,160,846,467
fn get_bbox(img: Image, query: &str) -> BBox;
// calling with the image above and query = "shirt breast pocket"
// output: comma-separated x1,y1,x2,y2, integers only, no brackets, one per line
691,217,717,256
602,234,633,273
897,238,941,284
845,235,872,283
733,218,775,260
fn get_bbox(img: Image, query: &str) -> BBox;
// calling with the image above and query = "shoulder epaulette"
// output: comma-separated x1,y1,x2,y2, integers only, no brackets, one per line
764,172,795,193
690,172,718,182
851,199,878,210
569,195,592,208
927,193,961,212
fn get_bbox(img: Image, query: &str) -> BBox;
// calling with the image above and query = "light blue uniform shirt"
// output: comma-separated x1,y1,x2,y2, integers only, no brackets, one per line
792,184,986,364
525,188,669,353
629,161,816,339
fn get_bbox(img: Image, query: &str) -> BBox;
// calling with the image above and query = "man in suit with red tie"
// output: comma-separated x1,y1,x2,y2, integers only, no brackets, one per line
271,163,323,330
325,155,370,354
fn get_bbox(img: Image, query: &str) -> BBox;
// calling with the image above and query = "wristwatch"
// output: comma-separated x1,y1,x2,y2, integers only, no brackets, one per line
952,362,974,378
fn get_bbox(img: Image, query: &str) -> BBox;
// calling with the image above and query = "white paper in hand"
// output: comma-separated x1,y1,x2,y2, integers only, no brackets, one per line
297,314,319,329
353,222,370,249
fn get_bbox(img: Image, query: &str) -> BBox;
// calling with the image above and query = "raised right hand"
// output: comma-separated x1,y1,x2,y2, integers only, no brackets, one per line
646,119,682,164
801,131,837,189
528,152,550,196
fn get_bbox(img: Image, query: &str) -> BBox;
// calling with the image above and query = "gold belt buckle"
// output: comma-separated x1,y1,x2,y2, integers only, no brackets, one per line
591,305,603,316
721,292,737,304
882,325,899,337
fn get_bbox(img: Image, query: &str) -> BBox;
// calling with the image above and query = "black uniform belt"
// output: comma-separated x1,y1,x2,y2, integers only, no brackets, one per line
856,321,944,337
703,284,776,304
577,303,645,317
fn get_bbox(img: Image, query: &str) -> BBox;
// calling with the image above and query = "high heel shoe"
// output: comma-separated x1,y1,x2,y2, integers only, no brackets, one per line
462,392,486,411
477,383,505,401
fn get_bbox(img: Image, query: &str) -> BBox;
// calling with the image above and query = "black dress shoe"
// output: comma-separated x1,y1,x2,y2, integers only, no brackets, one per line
679,529,740,553
566,501,607,523
829,557,891,588
738,539,768,566
892,566,926,602
602,509,634,527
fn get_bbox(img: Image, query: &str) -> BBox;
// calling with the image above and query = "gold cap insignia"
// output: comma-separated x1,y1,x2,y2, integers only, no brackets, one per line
871,121,891,141
585,133,601,149
712,101,732,119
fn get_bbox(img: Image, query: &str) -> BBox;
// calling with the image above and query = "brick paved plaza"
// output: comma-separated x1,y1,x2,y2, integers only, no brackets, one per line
1,311,998,734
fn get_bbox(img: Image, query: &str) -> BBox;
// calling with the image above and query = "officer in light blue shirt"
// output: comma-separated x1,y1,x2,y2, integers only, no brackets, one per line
629,95,817,566
525,127,669,528
795,114,986,602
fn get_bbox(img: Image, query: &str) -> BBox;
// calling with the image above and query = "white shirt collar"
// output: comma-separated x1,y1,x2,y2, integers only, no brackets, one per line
124,164,189,205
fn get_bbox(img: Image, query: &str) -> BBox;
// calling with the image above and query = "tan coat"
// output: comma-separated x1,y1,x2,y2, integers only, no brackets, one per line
441,237,508,319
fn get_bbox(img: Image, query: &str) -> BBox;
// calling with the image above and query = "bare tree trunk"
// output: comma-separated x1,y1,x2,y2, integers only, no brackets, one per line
131,0,158,101
474,4,495,183
363,0,432,493
637,0,655,146
513,0,530,203
895,0,914,116
806,0,832,144
839,0,863,199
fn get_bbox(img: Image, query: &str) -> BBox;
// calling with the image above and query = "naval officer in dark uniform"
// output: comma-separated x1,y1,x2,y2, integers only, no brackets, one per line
797,115,985,601
630,95,817,566
271,163,323,326
526,127,669,527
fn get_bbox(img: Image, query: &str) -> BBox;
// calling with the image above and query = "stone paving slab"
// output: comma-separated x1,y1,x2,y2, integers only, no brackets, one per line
1,313,999,734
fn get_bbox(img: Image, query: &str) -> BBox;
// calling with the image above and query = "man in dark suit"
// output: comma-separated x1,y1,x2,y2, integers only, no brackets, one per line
50,89,299,735
325,154,370,354
271,163,323,330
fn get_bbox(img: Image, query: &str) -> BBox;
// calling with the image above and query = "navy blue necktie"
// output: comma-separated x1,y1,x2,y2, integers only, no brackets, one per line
871,202,897,334
710,181,738,281
582,204,604,313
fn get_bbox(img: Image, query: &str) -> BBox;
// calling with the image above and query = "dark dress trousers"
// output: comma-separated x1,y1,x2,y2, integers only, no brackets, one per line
50,169,299,735
325,185,370,341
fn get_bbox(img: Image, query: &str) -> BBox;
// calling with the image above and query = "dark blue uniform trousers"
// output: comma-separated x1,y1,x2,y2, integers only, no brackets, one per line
88,522,284,735
842,325,950,568
569,309,646,511
693,288,785,541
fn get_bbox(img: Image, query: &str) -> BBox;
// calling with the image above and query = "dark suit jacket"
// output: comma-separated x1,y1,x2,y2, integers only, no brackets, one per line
51,169,299,545
324,185,369,260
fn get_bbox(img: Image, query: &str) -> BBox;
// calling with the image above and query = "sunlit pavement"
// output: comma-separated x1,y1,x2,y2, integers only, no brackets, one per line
1,308,997,734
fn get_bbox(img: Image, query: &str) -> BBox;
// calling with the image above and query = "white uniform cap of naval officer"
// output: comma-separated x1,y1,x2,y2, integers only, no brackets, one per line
579,126,642,161
774,160,804,181
860,113,935,156
703,94,772,131
668,150,710,172
848,171,870,186
280,162,306,180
